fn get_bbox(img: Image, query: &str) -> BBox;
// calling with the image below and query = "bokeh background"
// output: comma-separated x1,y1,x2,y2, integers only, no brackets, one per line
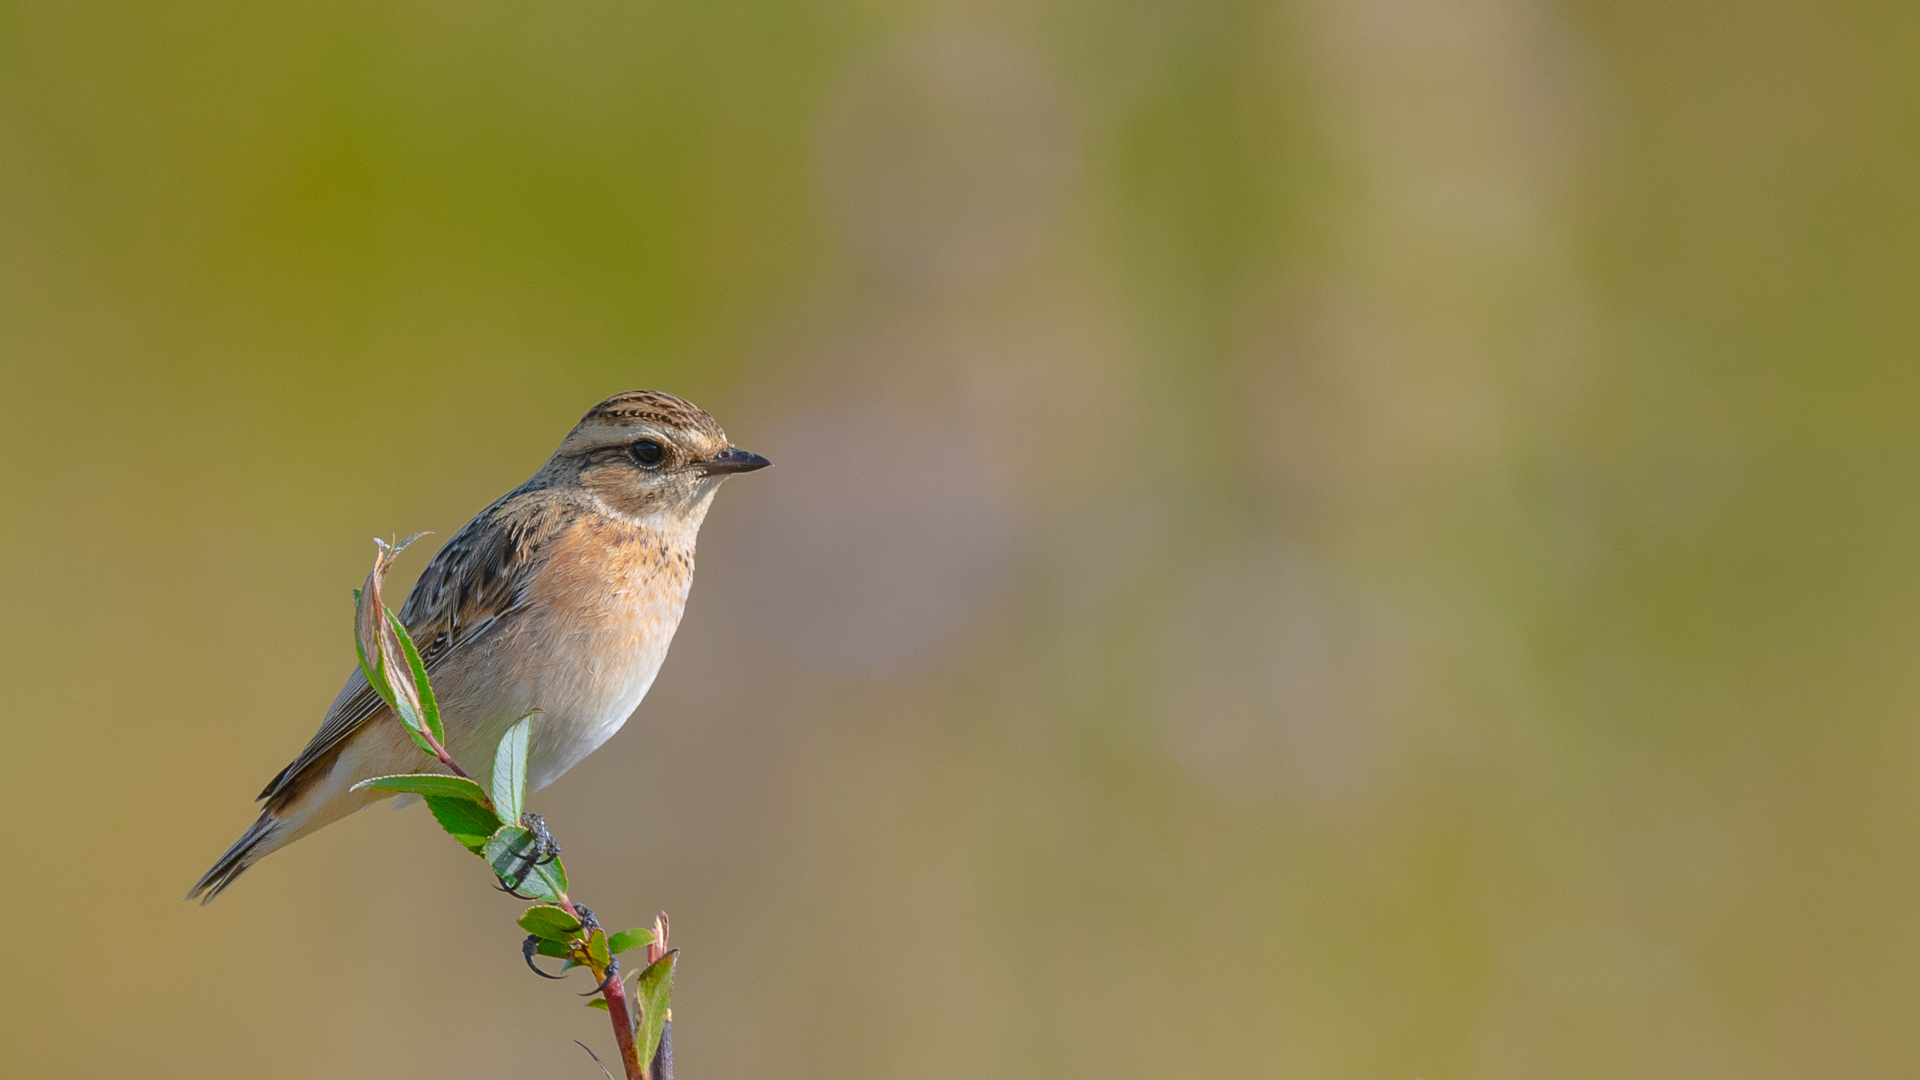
4,1,1919,1077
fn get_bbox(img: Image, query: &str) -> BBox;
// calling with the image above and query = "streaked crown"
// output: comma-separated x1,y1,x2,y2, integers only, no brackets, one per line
557,390,730,459
581,390,727,441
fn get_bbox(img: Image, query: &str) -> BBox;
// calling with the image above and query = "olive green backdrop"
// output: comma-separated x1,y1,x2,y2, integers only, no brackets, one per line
5,1,1920,1077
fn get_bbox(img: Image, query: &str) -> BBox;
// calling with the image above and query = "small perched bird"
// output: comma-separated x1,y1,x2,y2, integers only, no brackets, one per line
190,390,769,903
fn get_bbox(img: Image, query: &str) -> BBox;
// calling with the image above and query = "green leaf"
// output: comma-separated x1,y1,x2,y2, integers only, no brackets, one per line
607,928,656,955
491,714,533,826
586,999,610,1012
586,929,611,970
352,774,490,803
523,857,568,904
386,610,444,745
485,825,529,872
483,826,568,903
424,795,497,852
519,905,583,942
633,949,677,1071
536,938,570,960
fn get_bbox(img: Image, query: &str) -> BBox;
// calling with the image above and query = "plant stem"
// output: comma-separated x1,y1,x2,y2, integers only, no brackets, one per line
432,744,472,781
558,897,646,1080
602,962,645,1080
417,726,475,783
651,1021,672,1080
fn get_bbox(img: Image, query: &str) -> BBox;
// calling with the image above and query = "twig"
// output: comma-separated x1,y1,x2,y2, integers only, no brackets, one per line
416,725,472,782
557,895,646,1080
359,539,661,1080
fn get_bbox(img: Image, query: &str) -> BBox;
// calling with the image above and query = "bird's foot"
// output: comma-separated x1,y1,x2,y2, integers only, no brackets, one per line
571,904,600,936
494,812,563,896
521,811,562,864
582,955,620,997
523,934,569,979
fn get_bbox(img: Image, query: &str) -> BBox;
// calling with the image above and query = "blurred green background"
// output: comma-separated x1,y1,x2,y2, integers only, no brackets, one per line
5,0,1920,1076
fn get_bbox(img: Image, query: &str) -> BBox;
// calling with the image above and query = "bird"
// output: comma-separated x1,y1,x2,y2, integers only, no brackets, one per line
189,390,769,903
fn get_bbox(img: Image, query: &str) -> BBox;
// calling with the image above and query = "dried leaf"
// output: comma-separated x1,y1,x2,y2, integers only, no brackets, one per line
387,610,443,746
354,535,436,755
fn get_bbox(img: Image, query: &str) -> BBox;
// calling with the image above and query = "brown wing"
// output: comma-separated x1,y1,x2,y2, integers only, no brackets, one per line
257,488,577,803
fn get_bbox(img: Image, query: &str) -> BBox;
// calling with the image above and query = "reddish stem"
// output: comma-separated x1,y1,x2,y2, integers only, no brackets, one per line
432,743,473,781
557,897,646,1080
421,718,629,1072
601,963,645,1080
415,726,475,783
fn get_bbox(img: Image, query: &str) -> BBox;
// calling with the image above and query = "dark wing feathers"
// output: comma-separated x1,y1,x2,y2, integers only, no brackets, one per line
257,490,574,804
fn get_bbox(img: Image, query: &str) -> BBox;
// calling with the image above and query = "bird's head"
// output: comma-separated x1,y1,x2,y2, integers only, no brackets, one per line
547,390,770,522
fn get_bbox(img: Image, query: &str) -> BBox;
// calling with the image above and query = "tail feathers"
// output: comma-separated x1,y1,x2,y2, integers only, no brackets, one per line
188,813,283,905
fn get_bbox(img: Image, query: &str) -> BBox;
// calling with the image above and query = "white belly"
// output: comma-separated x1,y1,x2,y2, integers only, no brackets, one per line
439,536,696,794
520,623,675,790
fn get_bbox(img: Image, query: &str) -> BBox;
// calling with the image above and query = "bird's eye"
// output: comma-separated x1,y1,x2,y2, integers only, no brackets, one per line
630,440,666,468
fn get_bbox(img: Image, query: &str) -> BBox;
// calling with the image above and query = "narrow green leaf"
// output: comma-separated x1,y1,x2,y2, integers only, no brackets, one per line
352,774,490,803
607,929,656,956
519,905,583,942
634,950,678,1071
491,715,533,827
385,610,444,745
586,999,610,1012
423,795,497,852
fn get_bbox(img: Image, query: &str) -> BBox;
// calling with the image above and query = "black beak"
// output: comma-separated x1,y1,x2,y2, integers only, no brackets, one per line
694,446,772,476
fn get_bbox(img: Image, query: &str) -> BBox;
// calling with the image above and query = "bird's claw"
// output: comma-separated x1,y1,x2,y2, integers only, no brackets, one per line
494,813,563,894
495,868,541,895
523,934,568,980
581,956,620,997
